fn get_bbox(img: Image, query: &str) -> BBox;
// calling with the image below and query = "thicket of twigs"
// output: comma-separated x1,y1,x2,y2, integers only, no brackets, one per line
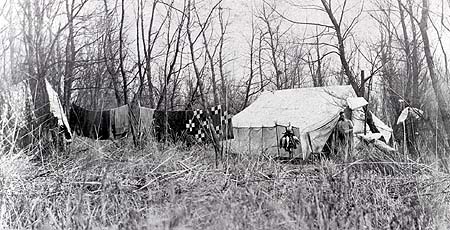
0,116,449,229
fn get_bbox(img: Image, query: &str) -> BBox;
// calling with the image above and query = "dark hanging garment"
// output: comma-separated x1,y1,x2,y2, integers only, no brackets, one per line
169,111,190,141
208,105,234,140
153,110,194,142
153,110,164,141
99,110,110,140
69,104,86,136
69,104,110,140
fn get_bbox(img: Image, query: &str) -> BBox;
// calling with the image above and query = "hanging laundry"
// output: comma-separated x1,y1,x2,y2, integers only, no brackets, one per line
153,105,234,143
70,104,110,140
209,105,234,140
110,105,130,138
138,106,155,135
186,109,209,142
153,110,164,141
154,110,194,142
45,79,72,141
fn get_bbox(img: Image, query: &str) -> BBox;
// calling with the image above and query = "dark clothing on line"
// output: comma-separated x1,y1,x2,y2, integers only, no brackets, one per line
208,106,234,140
69,104,110,140
154,110,194,142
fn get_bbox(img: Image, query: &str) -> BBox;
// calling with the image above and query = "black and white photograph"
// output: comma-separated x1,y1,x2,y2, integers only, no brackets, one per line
0,0,449,229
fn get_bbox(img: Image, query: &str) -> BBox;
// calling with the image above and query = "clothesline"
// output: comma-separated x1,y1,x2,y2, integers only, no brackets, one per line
69,103,234,143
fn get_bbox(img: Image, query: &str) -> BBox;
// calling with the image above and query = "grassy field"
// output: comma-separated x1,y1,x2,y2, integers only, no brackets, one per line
1,137,449,229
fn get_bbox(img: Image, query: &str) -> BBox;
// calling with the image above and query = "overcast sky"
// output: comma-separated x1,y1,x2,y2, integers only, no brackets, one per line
1,0,449,85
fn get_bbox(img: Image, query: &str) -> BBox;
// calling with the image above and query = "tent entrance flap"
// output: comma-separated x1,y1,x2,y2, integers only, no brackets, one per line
305,115,340,154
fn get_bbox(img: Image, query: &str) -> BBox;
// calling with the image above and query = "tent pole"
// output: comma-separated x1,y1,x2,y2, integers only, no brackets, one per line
275,122,280,158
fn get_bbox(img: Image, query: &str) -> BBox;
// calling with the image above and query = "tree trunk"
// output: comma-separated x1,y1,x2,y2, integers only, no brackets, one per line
321,0,380,135
135,0,144,102
201,27,219,105
315,32,324,87
145,0,159,108
398,0,418,157
243,21,255,109
408,2,420,108
119,0,128,105
103,0,122,105
320,0,359,95
218,6,227,105
156,5,184,110
64,0,75,113
258,31,264,91
419,0,450,149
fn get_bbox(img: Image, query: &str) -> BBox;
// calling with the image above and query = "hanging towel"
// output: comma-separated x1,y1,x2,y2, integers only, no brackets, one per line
45,79,72,140
110,105,129,138
70,104,110,140
139,107,155,134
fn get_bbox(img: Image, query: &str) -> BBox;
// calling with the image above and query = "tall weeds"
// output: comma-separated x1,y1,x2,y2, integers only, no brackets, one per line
0,132,448,229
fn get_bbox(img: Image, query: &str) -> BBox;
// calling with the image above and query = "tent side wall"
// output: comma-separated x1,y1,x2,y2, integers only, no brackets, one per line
230,115,342,160
230,126,302,158
230,111,394,160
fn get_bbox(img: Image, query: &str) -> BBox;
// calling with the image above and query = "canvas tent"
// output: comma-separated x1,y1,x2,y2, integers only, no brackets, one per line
230,85,393,160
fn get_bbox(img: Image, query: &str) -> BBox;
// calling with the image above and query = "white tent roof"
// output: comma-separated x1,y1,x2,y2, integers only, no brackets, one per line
233,85,355,132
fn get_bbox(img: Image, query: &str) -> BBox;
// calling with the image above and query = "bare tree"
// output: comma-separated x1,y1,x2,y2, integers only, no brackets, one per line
197,8,219,105
119,0,128,105
242,14,257,109
155,0,187,110
257,29,266,91
305,27,328,87
185,0,223,109
257,2,282,90
218,5,228,105
418,0,450,149
103,0,123,106
142,0,167,108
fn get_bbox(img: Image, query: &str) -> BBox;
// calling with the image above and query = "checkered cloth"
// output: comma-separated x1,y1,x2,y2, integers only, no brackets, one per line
186,109,208,142
185,105,234,142
209,105,233,139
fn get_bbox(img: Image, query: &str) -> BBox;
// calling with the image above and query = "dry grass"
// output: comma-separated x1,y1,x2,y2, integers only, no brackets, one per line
0,135,449,230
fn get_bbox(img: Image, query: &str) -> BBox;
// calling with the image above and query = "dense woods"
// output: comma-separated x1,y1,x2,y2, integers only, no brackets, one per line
1,0,450,229
0,0,449,164
2,0,449,157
